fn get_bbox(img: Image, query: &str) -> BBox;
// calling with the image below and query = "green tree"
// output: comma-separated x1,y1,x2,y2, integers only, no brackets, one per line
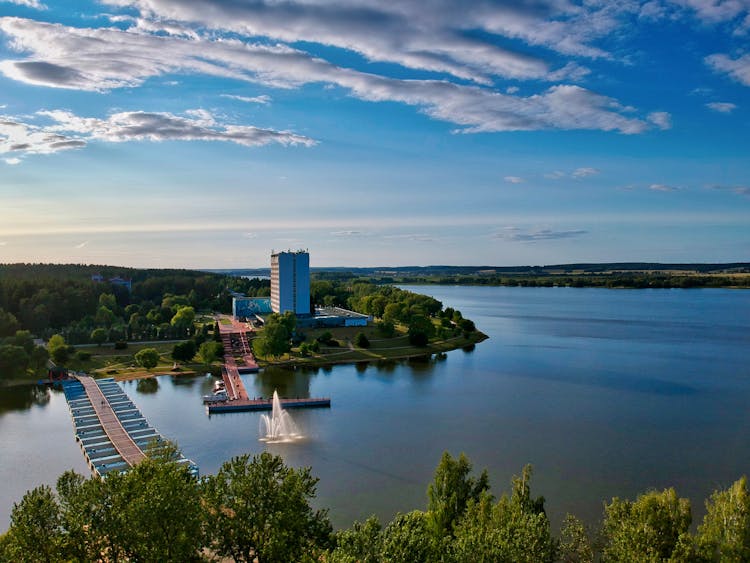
98,292,117,312
601,488,693,562
11,330,34,354
559,514,593,563
95,305,116,328
407,314,435,347
29,345,50,375
1,485,63,562
450,466,555,563
0,307,20,337
330,516,382,563
90,327,108,346
134,347,160,370
0,344,30,378
199,341,223,364
354,332,370,348
172,340,197,363
203,452,332,563
47,334,71,365
695,476,750,562
381,510,436,562
254,313,293,358
376,320,395,338
426,451,490,539
170,306,195,334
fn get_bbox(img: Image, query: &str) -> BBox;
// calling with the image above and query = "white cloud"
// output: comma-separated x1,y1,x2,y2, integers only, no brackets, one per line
0,17,656,134
709,184,750,197
545,167,600,179
221,94,271,105
1,108,315,160
99,0,616,84
706,101,737,113
0,241,7,245
2,0,45,9
74,240,88,249
506,86,520,94
243,232,258,238
648,111,672,130
649,183,679,191
572,167,599,178
544,170,566,179
504,176,524,184
496,227,588,242
670,0,750,25
3,157,21,164
706,53,750,86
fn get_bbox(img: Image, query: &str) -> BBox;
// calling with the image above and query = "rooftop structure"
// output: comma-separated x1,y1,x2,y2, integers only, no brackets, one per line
270,250,310,316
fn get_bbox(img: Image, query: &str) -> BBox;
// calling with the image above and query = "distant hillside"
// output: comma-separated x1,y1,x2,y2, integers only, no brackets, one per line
208,262,750,278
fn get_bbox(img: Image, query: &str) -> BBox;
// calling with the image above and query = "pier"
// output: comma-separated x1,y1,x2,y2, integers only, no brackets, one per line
209,315,331,414
62,375,198,478
208,396,331,414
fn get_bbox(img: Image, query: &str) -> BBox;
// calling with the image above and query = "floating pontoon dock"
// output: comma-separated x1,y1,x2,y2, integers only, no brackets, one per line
62,376,198,478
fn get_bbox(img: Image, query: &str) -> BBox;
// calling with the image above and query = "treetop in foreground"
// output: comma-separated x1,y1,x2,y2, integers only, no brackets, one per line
2,449,749,562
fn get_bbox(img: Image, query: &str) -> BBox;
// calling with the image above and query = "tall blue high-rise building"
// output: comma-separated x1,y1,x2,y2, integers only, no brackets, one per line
270,250,310,316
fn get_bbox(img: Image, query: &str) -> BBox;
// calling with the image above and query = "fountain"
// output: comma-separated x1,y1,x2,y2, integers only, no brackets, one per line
259,390,303,443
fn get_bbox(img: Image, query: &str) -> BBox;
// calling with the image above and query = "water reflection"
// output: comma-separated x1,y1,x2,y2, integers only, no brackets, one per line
136,378,159,394
0,384,50,414
255,367,313,399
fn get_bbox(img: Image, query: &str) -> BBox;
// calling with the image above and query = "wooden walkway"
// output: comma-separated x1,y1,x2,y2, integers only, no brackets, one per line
217,315,258,401
77,375,146,466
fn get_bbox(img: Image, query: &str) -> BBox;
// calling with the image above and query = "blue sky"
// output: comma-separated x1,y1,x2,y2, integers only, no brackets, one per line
0,0,748,268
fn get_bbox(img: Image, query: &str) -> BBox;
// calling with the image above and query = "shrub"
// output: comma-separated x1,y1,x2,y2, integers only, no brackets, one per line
114,341,128,350
354,332,370,348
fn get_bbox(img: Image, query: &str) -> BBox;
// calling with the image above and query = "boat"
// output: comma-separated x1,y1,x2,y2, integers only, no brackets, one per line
202,391,228,404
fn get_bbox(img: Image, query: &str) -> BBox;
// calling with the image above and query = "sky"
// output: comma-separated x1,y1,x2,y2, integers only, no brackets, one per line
0,0,748,269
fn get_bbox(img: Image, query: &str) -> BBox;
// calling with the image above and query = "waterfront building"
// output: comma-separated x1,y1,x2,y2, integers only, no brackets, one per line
270,250,310,315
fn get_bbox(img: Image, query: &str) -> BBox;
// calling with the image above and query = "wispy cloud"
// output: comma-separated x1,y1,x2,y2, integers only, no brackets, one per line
572,167,599,178
3,0,46,9
331,230,369,237
382,233,435,242
74,240,88,249
649,183,679,192
709,184,750,197
545,167,600,179
705,53,750,87
0,108,315,161
504,176,524,184
0,17,658,134
648,111,672,130
3,157,21,164
495,227,588,242
706,101,737,113
221,94,271,105
242,232,258,238
0,241,7,246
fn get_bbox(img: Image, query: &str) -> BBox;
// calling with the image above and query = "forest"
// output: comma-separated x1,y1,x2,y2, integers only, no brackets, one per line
1,446,747,562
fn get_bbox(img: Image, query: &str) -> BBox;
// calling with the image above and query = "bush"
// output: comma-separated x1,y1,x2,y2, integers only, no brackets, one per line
75,351,92,361
317,331,334,344
114,341,128,350
354,332,370,348
376,320,395,338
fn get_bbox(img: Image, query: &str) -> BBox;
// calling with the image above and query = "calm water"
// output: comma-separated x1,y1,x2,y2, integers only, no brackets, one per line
2,286,749,531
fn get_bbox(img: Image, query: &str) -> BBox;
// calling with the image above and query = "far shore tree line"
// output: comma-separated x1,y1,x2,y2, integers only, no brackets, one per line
2,446,748,562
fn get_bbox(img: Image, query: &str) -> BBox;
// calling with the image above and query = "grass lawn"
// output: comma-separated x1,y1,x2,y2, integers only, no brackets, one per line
256,326,487,368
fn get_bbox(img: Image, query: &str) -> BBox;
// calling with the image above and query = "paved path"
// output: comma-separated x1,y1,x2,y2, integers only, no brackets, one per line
77,375,146,466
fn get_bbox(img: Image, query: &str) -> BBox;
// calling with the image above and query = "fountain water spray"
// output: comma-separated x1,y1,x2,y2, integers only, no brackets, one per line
259,390,302,443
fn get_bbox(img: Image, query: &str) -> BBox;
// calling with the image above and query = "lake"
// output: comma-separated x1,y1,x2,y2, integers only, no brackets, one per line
2,286,749,531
